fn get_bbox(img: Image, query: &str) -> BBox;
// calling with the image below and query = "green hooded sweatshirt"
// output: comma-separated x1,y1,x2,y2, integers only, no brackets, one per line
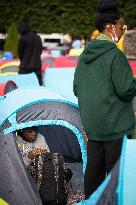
73,39,136,141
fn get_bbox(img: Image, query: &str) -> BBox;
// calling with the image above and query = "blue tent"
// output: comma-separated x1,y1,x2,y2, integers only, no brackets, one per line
0,86,136,204
0,86,86,204
0,73,39,87
77,137,136,205
44,68,77,104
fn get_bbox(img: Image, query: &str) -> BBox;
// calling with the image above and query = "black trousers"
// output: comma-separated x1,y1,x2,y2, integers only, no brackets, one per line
18,69,43,86
84,138,123,199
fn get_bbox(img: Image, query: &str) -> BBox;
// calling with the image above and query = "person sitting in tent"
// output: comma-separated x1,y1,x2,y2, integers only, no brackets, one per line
16,126,50,167
16,126,73,205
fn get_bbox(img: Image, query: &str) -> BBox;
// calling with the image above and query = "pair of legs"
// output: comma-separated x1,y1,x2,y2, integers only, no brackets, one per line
18,69,43,86
84,138,123,199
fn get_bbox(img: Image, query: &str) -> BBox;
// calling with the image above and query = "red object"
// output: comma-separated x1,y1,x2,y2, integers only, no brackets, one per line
54,56,77,68
129,61,136,76
0,59,19,67
41,56,55,71
0,83,6,96
42,55,78,71
0,80,18,96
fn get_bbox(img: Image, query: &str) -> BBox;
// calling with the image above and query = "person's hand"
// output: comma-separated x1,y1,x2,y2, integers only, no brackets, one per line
27,148,47,159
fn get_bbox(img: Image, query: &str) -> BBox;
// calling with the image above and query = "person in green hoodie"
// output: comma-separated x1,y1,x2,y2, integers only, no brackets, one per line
73,0,136,199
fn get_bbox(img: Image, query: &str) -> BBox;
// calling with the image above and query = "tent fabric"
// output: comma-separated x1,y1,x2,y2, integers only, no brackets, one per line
50,50,61,57
129,61,136,76
3,104,86,168
38,125,82,162
42,55,78,71
44,68,77,104
97,160,120,205
0,60,20,74
0,73,39,87
117,138,136,205
50,55,77,68
0,80,18,96
0,72,18,76
41,56,55,71
77,137,136,205
77,174,111,205
0,87,69,125
2,101,84,163
4,80,18,94
0,65,19,74
53,58,77,68
0,132,42,205
0,60,20,69
0,87,87,172
77,161,119,205
0,86,87,203
0,83,6,96
69,48,84,56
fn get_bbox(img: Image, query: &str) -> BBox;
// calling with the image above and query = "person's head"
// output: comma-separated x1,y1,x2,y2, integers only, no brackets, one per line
17,126,38,142
18,22,32,35
74,35,81,41
95,0,126,43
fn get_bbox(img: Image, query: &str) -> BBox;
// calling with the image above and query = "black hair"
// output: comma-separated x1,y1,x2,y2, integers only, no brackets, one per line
18,22,32,35
17,129,22,137
95,0,121,32
17,126,37,141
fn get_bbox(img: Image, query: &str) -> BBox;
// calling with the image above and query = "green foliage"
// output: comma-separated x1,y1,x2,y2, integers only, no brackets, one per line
4,22,19,58
0,0,136,38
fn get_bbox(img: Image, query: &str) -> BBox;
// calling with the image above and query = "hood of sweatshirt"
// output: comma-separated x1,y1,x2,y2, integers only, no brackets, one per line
18,22,32,35
82,40,116,64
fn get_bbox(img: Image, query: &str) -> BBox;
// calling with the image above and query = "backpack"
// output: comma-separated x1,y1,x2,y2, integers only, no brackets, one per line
29,152,72,205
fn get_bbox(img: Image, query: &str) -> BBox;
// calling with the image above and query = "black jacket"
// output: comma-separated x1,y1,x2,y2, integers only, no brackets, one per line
18,24,42,72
